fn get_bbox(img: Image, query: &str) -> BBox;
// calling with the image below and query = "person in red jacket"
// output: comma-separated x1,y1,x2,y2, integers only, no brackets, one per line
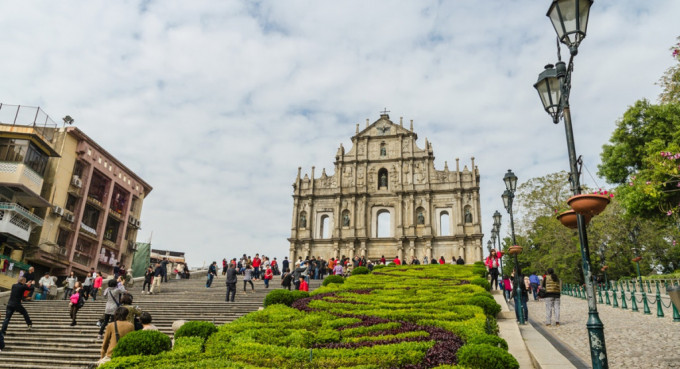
380,255,386,265
485,249,503,290
393,256,401,265
252,254,262,280
439,256,446,264
299,276,309,292
263,266,273,288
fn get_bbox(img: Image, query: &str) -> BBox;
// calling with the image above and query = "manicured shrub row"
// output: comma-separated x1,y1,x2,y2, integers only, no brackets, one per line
174,321,218,342
103,265,514,368
351,266,370,275
112,330,172,358
263,289,309,307
321,274,345,286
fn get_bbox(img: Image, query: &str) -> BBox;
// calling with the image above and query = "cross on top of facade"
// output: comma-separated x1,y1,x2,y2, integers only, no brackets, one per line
380,108,390,115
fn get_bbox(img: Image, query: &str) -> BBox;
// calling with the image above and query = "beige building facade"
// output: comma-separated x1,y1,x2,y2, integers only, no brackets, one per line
288,113,483,264
27,126,152,278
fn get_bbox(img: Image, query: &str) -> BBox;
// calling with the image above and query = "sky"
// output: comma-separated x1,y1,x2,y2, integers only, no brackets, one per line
0,1,678,268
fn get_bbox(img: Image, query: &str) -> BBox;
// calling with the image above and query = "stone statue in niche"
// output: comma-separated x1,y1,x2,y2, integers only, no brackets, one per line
300,213,307,228
343,167,354,186
379,172,388,188
417,211,425,225
465,208,472,223
416,163,426,183
342,212,350,227
380,145,387,156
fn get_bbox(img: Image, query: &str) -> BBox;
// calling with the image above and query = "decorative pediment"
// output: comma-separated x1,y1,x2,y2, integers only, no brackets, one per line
353,114,416,139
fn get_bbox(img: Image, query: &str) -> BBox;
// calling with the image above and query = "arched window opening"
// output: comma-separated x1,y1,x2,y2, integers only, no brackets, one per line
416,207,425,225
440,212,450,236
320,215,330,239
377,210,391,238
378,168,388,189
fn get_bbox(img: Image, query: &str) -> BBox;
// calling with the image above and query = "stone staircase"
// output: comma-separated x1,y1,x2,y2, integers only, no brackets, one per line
0,274,322,368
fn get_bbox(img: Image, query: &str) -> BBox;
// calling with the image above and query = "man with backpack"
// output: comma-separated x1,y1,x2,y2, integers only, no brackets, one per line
97,279,124,340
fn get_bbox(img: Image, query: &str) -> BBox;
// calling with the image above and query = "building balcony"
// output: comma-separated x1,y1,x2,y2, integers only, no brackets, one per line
102,238,117,249
80,222,97,236
73,252,92,267
0,162,51,207
24,242,70,267
0,202,44,242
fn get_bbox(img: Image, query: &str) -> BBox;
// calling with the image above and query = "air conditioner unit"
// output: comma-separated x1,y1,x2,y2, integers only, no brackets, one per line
135,219,141,228
64,213,75,223
52,206,64,216
57,247,68,256
128,216,136,225
71,175,83,188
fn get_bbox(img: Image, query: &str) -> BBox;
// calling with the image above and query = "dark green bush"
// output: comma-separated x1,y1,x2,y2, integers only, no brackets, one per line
471,277,491,291
351,266,369,275
457,343,519,369
263,289,309,307
174,321,218,342
372,264,386,270
472,266,487,278
473,261,485,267
112,330,172,357
468,334,508,350
468,295,501,317
322,275,345,286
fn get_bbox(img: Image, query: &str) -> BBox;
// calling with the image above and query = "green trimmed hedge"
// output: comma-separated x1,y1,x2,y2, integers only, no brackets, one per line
174,321,217,342
263,289,309,307
103,265,513,368
322,274,345,286
112,330,172,357
457,343,519,369
351,266,369,275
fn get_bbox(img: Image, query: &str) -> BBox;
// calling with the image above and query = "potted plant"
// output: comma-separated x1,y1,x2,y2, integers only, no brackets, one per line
567,189,613,217
508,245,523,255
556,209,592,229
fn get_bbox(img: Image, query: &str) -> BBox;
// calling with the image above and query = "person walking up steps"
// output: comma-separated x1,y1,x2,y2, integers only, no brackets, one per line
92,272,103,301
206,261,217,288
69,282,85,326
485,249,503,290
226,263,237,302
98,279,124,340
142,266,153,294
243,265,254,293
263,265,273,288
64,272,77,300
150,263,162,295
1,277,33,338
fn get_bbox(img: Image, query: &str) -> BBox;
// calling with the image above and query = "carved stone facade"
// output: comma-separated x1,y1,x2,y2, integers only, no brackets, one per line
288,114,483,264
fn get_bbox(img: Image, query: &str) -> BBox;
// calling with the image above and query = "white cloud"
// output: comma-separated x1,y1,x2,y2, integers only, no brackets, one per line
0,0,678,266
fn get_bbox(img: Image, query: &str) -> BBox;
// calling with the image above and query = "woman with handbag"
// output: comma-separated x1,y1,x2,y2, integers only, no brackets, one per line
120,293,143,330
69,282,85,326
98,307,135,366
542,268,561,326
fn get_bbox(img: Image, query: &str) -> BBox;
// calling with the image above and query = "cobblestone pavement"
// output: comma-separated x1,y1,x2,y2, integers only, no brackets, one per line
526,295,680,369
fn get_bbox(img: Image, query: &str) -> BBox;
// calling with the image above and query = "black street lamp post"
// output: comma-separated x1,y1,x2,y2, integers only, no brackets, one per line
533,1,608,368
492,211,503,274
501,169,524,325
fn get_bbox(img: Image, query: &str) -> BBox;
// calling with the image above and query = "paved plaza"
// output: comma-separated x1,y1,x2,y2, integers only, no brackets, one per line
525,294,680,369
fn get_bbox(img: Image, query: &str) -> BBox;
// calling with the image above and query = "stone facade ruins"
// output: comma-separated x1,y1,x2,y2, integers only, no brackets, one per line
288,113,483,264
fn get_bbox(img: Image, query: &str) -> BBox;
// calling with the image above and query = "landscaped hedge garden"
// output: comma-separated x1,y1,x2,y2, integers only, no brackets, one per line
101,264,518,368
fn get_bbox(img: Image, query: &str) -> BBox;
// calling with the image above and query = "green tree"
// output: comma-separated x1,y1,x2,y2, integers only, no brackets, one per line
658,37,680,104
598,100,680,186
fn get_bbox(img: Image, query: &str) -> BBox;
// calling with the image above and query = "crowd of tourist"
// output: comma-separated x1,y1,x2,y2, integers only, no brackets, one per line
485,249,562,326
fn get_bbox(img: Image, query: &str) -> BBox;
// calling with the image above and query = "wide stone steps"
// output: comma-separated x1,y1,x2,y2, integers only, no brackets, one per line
0,274,323,368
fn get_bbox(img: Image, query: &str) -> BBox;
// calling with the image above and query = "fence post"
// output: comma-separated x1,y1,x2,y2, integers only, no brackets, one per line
655,281,664,318
621,288,628,310
631,289,639,312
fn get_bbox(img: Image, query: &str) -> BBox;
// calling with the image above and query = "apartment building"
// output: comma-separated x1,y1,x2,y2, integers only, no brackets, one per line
0,105,61,289
27,125,153,278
